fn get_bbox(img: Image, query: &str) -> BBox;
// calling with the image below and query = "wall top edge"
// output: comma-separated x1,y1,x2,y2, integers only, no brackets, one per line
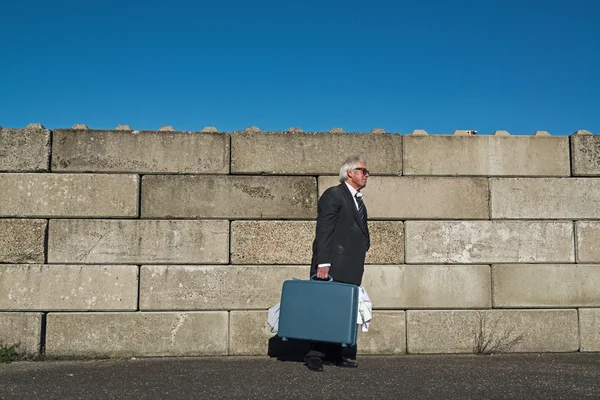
0,125,596,136
0,124,50,132
51,128,228,135
232,130,584,139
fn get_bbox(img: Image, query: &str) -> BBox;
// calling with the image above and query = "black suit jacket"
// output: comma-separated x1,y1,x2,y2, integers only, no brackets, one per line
310,183,370,286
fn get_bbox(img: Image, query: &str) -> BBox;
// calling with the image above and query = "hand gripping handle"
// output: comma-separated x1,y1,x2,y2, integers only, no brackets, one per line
310,274,333,282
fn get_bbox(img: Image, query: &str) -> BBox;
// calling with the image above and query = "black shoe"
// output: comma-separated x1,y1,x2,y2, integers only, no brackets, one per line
336,357,358,368
305,356,324,372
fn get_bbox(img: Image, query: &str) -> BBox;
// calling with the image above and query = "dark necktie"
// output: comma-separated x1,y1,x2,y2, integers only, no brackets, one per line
355,193,368,232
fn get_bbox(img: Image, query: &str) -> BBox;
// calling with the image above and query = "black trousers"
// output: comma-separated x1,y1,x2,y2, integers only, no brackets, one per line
305,342,357,363
305,342,338,362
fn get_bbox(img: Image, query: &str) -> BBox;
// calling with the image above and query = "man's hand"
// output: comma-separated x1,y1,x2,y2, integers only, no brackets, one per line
316,266,330,279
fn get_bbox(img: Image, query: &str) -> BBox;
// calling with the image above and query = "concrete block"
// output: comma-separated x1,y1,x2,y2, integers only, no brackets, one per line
0,265,138,311
362,265,491,308
403,136,570,176
45,312,228,357
139,265,306,310
230,221,403,265
0,127,50,171
579,308,600,351
365,221,404,264
571,134,600,176
493,264,600,307
231,131,402,175
52,129,230,174
0,219,46,263
231,221,314,264
26,124,45,130
491,178,600,219
573,130,592,135
576,221,600,262
408,310,478,353
48,220,229,264
0,173,138,217
229,311,274,355
0,312,42,355
405,221,574,264
142,175,317,219
357,311,406,355
319,176,488,219
407,310,578,354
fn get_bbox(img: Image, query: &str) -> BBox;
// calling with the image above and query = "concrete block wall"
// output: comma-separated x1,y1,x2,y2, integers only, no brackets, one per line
1,124,600,357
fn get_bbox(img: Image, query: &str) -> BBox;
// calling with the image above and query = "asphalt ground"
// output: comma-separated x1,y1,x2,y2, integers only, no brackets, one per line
1,353,600,400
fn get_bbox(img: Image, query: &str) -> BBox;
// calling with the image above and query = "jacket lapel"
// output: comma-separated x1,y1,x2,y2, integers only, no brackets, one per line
340,183,369,238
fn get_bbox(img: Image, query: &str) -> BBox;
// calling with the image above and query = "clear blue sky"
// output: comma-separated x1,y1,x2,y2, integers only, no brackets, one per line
1,0,598,135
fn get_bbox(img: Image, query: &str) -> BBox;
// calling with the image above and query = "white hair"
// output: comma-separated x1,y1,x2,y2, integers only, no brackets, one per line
339,155,366,183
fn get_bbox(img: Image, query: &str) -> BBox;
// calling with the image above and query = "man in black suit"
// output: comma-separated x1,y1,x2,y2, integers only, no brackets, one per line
305,155,370,371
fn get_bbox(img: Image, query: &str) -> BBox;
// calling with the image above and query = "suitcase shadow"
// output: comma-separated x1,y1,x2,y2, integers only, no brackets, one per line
267,336,357,363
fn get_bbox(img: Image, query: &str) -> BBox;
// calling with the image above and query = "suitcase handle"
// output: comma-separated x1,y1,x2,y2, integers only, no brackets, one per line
310,274,333,282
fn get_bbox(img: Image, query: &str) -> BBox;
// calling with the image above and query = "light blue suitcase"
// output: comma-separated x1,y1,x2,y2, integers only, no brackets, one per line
277,276,359,347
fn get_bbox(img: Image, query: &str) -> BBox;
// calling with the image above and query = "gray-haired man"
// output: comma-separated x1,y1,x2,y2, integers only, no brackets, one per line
305,155,370,371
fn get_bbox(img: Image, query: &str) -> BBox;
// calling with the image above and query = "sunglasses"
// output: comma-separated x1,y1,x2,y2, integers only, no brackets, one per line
353,168,369,175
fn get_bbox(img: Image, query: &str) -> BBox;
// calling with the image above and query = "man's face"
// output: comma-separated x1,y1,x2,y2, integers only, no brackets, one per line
347,161,369,190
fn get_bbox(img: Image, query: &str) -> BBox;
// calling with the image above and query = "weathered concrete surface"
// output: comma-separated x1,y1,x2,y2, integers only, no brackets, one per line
0,127,51,172
229,311,273,355
230,221,404,265
231,221,314,264
362,265,491,308
52,129,230,174
407,310,578,354
576,221,600,262
407,310,490,354
0,219,46,263
140,265,306,310
366,221,404,264
571,134,600,176
0,265,138,311
0,312,41,355
46,312,229,357
231,131,402,175
357,311,406,355
319,176,488,219
229,310,406,356
403,136,570,176
405,221,574,264
0,174,138,217
48,220,229,264
142,175,317,219
491,178,600,218
493,264,600,307
579,308,600,351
